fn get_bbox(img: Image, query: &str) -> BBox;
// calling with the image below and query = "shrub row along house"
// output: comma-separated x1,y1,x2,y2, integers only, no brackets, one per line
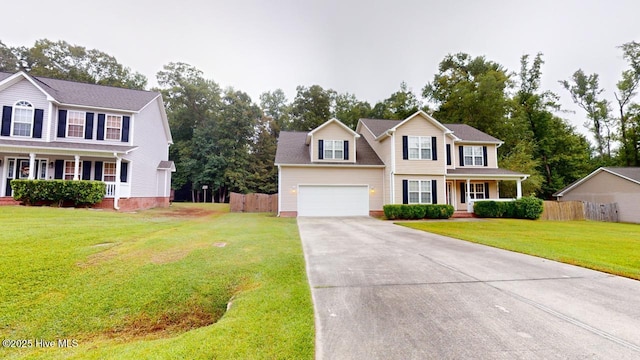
0,71,174,210
275,111,529,217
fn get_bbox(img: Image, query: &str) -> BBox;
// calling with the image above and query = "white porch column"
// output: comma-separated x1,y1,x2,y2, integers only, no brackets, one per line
516,178,523,199
73,155,80,180
466,178,471,212
28,153,36,180
114,155,122,210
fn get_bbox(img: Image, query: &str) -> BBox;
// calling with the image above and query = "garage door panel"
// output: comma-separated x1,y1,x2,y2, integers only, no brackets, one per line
298,186,369,217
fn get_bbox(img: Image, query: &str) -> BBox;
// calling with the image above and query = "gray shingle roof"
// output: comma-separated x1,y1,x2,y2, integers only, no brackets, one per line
604,167,640,183
0,71,159,112
358,118,502,143
0,138,137,154
275,131,384,166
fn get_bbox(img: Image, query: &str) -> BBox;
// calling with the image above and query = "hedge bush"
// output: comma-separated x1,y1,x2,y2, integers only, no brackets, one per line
383,204,454,220
11,180,107,207
473,196,543,220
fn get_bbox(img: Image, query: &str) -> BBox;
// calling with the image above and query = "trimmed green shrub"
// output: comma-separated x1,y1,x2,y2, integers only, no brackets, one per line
11,180,107,207
383,204,454,220
474,196,543,220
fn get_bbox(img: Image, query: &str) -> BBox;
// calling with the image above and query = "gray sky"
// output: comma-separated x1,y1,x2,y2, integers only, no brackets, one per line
2,0,640,136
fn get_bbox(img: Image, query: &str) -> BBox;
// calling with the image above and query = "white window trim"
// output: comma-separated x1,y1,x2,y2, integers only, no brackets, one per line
464,146,484,166
408,180,432,204
323,140,344,160
66,110,86,138
408,136,432,160
63,160,82,180
103,162,117,182
105,114,123,141
11,100,34,138
469,183,486,200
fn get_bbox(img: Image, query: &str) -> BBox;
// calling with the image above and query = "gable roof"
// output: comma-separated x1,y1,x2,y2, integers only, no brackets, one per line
0,71,159,112
554,167,640,197
275,131,383,166
358,117,502,143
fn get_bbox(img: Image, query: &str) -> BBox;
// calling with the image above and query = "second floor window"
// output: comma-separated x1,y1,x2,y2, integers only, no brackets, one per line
13,101,33,137
106,115,122,140
324,140,344,160
408,136,432,160
464,146,484,166
67,111,85,138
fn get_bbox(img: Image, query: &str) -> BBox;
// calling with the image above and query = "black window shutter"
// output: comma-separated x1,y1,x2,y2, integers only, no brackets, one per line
33,109,44,138
402,180,408,204
2,106,13,136
94,161,103,180
344,140,349,160
446,144,451,165
121,116,130,142
82,161,92,180
54,160,64,179
431,137,437,160
483,146,488,167
484,182,490,198
120,162,128,183
459,146,464,166
97,114,105,140
85,112,94,139
402,136,408,160
318,140,324,159
57,110,67,138
460,182,466,203
432,180,438,204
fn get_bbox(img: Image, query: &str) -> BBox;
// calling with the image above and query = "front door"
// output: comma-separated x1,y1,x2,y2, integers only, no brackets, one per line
5,158,48,196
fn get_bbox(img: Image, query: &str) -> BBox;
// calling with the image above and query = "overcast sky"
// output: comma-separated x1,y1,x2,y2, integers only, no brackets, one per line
2,0,640,136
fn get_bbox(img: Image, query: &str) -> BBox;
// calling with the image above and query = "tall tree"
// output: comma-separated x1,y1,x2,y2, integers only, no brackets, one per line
423,53,511,139
288,85,336,131
334,92,372,129
560,70,612,159
5,39,146,89
371,81,422,120
259,89,289,133
614,41,640,166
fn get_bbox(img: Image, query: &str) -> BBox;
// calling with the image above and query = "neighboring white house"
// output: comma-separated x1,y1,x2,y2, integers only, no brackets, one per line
0,71,174,211
553,167,640,223
275,111,529,217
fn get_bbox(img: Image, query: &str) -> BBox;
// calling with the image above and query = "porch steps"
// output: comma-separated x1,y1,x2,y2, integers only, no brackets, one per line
451,211,477,219
0,197,20,206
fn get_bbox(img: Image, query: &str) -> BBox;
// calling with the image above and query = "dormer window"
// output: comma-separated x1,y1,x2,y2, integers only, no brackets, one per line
12,101,33,137
323,140,344,160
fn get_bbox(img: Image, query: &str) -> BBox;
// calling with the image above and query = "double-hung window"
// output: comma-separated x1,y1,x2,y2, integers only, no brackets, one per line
12,101,34,137
469,183,485,200
408,180,432,204
464,146,484,166
103,162,117,182
106,115,122,140
64,160,82,180
67,111,85,138
408,136,432,160
324,140,344,160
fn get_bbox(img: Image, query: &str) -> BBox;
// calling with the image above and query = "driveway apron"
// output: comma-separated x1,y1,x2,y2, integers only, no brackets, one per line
297,217,640,360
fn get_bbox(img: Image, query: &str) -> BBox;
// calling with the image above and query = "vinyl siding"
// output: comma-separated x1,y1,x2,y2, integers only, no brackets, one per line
454,143,499,168
392,175,446,205
0,79,49,141
559,171,640,223
359,124,393,202
310,122,356,163
394,116,446,175
279,166,384,212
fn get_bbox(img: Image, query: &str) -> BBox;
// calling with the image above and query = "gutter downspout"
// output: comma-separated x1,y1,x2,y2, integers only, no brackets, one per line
114,153,121,210
277,164,282,216
389,130,396,204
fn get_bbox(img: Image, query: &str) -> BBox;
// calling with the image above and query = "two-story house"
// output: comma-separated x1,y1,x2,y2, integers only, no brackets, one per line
0,71,174,211
275,111,528,217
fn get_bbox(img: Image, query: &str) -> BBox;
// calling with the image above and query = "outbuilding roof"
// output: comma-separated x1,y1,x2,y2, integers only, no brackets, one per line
553,167,640,197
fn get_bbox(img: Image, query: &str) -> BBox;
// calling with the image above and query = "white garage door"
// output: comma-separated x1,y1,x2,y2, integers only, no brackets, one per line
298,185,369,217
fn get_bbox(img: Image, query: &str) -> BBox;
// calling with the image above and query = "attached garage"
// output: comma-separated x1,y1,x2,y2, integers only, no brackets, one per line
298,185,369,217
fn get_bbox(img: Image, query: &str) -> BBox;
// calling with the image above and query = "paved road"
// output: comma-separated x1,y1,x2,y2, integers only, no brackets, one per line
297,217,640,360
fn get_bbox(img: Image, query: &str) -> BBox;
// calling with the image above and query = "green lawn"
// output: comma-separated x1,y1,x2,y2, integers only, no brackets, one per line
0,204,314,359
400,219,640,280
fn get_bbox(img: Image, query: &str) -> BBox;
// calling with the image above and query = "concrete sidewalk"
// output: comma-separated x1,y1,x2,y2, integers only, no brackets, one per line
298,217,640,359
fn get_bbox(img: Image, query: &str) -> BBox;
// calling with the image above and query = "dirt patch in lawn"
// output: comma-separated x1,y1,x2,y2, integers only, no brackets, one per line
152,206,224,219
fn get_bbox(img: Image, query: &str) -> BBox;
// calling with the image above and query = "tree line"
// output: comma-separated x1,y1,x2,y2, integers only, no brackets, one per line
2,39,639,200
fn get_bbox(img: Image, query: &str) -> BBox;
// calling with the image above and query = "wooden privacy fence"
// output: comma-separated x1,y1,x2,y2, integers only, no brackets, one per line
230,192,278,213
541,201,619,222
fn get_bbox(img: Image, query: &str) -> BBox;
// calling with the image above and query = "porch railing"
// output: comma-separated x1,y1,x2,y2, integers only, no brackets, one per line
104,182,131,198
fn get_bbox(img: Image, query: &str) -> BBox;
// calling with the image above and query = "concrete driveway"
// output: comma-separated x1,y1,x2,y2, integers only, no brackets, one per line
297,217,640,359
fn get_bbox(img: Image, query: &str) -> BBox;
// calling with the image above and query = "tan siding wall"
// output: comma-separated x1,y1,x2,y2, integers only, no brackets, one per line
392,175,446,204
0,79,50,140
453,144,499,168
279,166,384,212
310,122,356,163
394,115,447,175
559,171,640,223
446,136,455,170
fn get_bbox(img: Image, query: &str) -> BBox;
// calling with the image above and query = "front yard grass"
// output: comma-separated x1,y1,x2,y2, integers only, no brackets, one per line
0,203,313,359
400,219,640,280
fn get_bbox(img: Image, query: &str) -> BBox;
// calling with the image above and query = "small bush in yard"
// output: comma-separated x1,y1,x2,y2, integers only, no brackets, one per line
514,196,544,220
474,201,504,218
474,196,543,220
384,204,454,220
11,180,106,207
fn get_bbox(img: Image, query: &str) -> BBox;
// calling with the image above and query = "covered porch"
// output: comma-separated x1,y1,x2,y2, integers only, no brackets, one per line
446,168,529,212
0,139,137,209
